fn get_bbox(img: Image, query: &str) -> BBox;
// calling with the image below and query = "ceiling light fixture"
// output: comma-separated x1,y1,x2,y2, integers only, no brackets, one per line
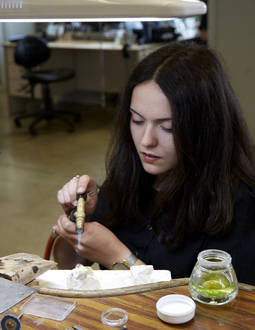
0,0,206,22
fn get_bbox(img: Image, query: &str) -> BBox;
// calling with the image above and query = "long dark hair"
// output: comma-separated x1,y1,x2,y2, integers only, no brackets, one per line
102,42,255,248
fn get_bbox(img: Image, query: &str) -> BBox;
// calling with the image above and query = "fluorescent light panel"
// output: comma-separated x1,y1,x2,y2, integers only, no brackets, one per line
0,0,206,22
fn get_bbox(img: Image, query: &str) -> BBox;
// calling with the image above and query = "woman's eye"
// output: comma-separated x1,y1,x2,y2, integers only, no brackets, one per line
132,119,144,125
161,126,173,133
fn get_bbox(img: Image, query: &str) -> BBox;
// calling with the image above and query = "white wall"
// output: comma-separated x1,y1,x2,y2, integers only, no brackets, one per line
3,22,35,40
0,23,35,89
0,24,5,88
208,0,255,141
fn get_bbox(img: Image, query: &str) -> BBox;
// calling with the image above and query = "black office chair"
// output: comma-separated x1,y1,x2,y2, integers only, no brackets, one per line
14,35,81,135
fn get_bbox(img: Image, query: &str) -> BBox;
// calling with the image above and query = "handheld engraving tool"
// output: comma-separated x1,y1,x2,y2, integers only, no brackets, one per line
43,192,87,260
70,193,87,234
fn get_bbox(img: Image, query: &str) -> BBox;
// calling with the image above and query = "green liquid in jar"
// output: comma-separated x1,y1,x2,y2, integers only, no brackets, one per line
191,273,236,299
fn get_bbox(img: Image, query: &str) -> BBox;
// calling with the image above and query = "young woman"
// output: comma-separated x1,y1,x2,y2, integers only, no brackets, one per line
54,42,255,285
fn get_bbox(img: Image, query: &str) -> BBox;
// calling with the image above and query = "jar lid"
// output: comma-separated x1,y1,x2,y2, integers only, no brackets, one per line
156,294,196,324
101,308,128,327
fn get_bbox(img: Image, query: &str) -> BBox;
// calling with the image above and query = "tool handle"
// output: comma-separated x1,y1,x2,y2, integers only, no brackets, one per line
70,193,87,233
70,192,87,222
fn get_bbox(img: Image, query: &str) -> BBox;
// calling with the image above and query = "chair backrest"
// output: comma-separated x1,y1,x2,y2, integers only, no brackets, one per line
15,35,50,69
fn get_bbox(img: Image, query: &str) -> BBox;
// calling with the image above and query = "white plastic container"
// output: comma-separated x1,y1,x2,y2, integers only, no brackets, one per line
156,294,196,324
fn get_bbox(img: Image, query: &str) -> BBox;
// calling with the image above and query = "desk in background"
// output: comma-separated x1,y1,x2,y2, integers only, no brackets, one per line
3,40,161,115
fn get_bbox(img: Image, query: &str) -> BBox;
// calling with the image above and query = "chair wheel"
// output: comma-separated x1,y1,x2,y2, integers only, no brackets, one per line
14,119,21,128
29,128,37,136
74,114,81,122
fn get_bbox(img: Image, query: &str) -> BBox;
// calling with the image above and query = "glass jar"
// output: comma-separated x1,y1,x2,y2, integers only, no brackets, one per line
188,249,238,305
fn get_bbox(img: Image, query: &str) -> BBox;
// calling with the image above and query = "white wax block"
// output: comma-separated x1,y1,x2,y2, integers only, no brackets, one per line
130,265,154,285
96,270,134,289
36,270,70,289
150,270,171,283
36,266,172,291
66,265,101,290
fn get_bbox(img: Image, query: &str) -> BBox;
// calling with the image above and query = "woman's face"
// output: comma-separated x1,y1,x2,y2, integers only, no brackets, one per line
130,80,177,176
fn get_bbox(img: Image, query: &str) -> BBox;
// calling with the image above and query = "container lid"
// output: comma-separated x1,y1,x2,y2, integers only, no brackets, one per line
156,294,196,324
101,308,128,327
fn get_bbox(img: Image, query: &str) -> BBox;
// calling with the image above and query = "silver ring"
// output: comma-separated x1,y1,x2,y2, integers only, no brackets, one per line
51,228,58,238
73,175,80,180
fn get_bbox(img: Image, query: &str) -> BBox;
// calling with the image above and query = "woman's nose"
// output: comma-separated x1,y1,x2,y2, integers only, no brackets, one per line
141,124,157,147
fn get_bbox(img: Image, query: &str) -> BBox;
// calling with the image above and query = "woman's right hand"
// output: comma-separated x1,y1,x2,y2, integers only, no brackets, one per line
53,215,135,269
57,174,98,216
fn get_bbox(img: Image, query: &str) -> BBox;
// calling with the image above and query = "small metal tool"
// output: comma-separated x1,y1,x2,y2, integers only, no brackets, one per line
72,326,85,330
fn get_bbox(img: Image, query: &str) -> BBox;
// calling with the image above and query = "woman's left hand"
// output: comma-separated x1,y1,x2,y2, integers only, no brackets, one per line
53,214,131,269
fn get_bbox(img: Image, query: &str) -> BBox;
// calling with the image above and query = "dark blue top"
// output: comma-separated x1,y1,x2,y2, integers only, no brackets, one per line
90,183,255,285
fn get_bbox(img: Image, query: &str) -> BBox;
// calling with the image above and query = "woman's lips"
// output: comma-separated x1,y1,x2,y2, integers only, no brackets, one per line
141,152,161,163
